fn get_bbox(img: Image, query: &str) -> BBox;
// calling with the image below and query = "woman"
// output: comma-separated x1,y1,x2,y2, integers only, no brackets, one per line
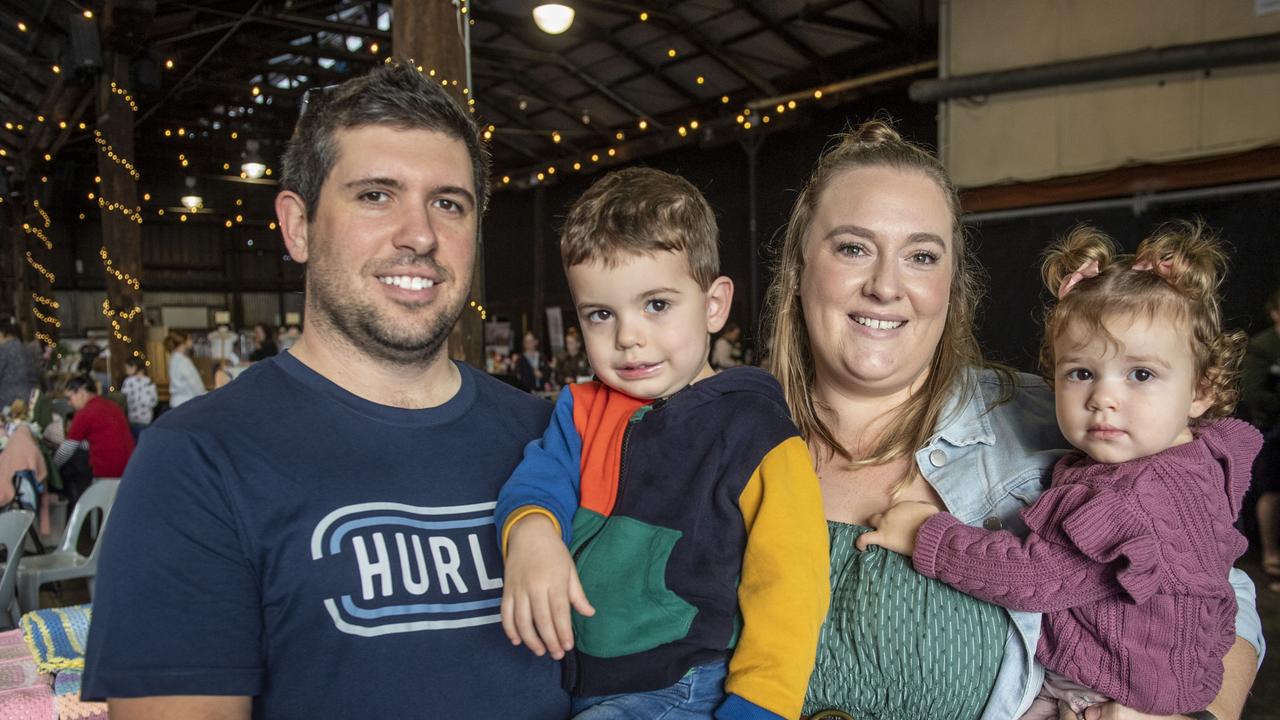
512,330,550,392
249,322,279,362
762,120,1262,719
164,329,207,408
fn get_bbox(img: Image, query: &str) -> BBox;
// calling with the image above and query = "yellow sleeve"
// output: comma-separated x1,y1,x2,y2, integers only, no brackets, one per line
725,435,830,718
500,506,562,557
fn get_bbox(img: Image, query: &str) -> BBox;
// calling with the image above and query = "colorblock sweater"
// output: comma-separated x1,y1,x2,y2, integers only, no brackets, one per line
913,418,1262,715
496,367,829,720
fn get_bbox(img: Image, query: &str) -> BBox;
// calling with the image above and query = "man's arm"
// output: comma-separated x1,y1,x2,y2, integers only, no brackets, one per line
109,696,251,720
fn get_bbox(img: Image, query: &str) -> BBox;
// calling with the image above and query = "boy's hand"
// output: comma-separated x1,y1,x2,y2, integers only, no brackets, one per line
856,501,940,556
500,514,596,660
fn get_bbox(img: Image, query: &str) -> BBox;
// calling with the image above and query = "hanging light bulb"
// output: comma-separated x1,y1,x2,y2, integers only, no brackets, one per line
180,176,203,210
533,4,575,34
241,139,266,179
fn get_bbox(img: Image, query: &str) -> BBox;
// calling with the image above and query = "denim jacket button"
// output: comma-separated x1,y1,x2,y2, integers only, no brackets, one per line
928,449,948,467
983,516,1003,531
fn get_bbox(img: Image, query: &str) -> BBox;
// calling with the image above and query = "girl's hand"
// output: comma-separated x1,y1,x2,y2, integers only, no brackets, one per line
856,501,940,556
500,514,595,660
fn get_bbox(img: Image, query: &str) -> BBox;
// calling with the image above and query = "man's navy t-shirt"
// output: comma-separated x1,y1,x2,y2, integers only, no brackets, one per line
83,353,568,719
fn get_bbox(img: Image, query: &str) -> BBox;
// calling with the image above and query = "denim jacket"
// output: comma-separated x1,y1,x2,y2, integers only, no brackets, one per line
916,368,1266,719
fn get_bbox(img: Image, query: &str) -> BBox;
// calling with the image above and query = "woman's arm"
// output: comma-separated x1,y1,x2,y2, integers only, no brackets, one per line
1080,636,1256,720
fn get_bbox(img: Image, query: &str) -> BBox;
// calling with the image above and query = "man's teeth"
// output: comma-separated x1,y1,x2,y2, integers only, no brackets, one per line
854,316,904,330
380,276,436,290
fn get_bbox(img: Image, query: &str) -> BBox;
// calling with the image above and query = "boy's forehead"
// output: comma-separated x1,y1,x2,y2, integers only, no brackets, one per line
569,248,699,282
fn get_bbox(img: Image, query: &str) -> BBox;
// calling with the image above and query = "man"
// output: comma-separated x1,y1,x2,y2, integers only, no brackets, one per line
83,62,568,719
0,319,35,409
54,375,135,502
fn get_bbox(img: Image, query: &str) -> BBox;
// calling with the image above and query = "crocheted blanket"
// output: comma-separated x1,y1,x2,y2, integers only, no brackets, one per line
0,627,54,718
21,605,91,674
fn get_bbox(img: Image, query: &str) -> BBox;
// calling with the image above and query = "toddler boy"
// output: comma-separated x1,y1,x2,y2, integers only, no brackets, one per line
496,167,829,719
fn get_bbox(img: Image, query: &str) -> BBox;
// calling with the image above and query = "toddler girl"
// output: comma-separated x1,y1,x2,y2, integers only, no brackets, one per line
863,221,1262,718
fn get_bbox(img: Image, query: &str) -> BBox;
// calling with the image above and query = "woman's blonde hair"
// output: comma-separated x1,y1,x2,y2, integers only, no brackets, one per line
163,329,191,354
1039,220,1246,420
762,119,991,488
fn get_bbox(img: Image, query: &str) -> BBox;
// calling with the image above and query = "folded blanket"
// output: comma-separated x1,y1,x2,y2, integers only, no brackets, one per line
21,605,92,674
0,628,55,718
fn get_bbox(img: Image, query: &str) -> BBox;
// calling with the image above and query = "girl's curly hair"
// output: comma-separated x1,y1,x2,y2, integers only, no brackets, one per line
1039,220,1246,421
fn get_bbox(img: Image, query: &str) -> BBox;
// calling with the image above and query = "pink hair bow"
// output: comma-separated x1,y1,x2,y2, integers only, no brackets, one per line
1057,259,1100,299
1132,257,1174,277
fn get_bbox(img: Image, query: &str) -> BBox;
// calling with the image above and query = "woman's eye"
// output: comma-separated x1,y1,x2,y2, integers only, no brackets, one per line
1129,368,1154,382
910,251,939,265
836,243,866,257
645,299,670,314
1065,368,1092,381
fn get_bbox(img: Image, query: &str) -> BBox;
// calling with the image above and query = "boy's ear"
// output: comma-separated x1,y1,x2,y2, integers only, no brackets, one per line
275,190,310,263
704,276,733,334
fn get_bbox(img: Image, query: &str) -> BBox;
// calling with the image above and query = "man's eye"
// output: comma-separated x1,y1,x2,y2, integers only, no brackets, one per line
360,191,390,203
434,198,463,213
1129,368,1154,382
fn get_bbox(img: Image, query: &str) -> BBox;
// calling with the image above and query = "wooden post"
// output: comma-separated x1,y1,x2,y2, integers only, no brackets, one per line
393,0,484,368
95,52,144,390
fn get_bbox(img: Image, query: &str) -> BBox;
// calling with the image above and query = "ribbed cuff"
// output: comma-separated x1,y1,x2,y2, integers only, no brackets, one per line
912,512,961,579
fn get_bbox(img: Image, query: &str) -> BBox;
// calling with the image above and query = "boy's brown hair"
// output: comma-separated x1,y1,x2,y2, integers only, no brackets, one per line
560,167,719,289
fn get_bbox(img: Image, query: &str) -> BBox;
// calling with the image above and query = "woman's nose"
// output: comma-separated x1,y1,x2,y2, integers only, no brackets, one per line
863,256,900,301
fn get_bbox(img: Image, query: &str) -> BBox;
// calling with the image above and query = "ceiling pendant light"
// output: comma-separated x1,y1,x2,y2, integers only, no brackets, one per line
533,4,575,34
241,139,266,179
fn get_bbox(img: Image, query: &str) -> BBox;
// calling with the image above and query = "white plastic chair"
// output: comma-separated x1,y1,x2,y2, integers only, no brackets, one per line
17,479,119,613
0,510,35,628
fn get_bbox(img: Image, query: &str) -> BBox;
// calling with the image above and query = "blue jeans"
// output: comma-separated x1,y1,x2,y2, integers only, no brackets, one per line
571,659,727,719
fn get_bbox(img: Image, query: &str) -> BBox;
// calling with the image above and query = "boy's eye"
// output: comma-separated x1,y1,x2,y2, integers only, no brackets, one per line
1065,368,1092,381
1129,368,1154,382
644,299,670,314
585,309,611,323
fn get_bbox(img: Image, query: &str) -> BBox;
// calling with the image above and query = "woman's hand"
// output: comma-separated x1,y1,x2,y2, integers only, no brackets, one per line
856,500,939,556
499,514,595,660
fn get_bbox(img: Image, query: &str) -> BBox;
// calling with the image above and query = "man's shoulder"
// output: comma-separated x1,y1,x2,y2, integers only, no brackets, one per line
156,358,292,433
465,363,553,424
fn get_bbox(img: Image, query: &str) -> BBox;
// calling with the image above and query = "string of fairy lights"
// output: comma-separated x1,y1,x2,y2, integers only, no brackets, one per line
6,3,892,338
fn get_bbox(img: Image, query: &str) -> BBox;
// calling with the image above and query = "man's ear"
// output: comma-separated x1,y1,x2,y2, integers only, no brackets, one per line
705,276,734,333
275,191,310,263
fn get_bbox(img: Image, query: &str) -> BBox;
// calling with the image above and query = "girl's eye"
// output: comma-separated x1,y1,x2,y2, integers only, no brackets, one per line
1129,368,1154,382
585,309,611,323
1065,368,1092,381
645,299,670,314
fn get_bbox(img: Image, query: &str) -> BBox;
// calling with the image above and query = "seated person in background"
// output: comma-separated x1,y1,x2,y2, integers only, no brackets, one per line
552,326,592,386
496,167,829,719
53,375,134,505
120,356,158,428
249,323,278,362
710,321,745,370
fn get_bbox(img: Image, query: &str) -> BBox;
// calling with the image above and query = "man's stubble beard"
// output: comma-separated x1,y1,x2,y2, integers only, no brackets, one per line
305,247,468,368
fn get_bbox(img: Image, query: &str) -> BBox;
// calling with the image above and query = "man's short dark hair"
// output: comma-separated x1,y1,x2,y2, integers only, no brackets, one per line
66,375,97,395
280,60,490,220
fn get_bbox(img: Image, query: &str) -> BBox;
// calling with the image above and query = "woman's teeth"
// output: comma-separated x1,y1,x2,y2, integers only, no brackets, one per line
854,316,904,330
